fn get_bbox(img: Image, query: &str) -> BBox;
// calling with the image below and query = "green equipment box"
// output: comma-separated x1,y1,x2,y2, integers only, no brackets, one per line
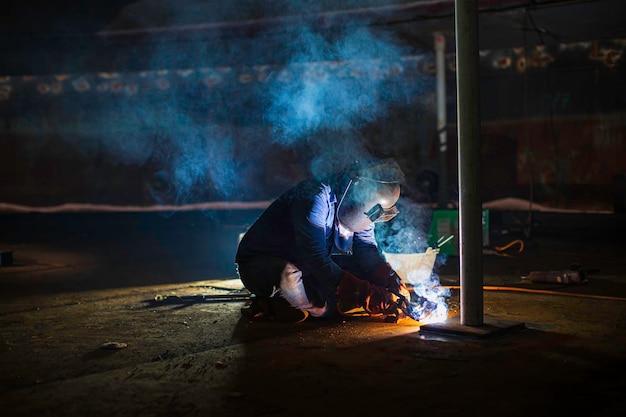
427,209,490,255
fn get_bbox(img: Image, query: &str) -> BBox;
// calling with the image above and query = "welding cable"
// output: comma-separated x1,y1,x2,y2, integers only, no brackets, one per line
494,239,524,254
483,239,525,257
441,285,626,302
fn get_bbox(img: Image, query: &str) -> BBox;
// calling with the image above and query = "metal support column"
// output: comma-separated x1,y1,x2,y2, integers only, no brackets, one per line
455,0,483,326
435,32,448,208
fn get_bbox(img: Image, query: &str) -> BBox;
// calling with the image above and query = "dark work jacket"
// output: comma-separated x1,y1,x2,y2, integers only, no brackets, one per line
235,175,386,300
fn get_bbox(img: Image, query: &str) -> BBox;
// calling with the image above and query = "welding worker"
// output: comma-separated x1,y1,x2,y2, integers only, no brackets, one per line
235,157,410,322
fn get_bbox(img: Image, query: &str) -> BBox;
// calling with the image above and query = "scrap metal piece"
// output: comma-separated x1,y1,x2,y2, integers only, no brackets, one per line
100,341,128,350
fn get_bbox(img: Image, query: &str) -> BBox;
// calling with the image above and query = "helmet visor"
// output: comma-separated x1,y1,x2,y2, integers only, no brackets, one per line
364,203,399,223
338,179,400,232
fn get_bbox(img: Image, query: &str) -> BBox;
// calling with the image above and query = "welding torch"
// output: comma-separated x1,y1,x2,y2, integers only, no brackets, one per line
387,287,438,323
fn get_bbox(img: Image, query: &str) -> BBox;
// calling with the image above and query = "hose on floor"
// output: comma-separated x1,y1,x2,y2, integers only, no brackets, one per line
441,285,626,302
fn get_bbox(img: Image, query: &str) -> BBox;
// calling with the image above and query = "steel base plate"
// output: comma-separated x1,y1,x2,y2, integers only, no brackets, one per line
419,315,525,339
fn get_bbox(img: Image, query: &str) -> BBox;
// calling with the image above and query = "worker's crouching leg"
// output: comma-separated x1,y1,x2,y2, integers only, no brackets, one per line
236,258,281,319
236,257,326,322
279,262,328,318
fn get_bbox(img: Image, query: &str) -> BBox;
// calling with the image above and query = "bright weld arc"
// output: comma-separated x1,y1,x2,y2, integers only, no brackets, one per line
411,287,451,324
405,283,450,324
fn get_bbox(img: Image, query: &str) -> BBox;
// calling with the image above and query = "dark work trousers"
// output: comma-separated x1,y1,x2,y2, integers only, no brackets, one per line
235,256,287,298
236,256,333,307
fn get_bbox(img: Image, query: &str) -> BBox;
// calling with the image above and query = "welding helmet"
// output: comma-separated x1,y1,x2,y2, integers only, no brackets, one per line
336,158,403,233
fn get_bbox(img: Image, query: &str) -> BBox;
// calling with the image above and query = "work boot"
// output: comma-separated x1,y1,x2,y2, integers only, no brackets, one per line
241,297,309,323
268,297,309,323
240,297,271,319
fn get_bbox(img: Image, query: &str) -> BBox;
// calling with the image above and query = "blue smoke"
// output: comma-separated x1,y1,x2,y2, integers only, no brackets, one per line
376,197,433,254
49,90,241,205
3,5,434,207
266,24,422,145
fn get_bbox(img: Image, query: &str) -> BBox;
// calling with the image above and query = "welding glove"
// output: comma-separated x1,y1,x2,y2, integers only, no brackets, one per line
369,262,411,302
336,272,395,316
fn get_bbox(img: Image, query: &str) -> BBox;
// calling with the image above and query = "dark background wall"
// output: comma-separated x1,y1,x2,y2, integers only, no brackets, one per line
1,1,625,211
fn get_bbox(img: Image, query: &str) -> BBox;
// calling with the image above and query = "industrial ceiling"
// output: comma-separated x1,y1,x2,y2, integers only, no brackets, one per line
1,0,625,75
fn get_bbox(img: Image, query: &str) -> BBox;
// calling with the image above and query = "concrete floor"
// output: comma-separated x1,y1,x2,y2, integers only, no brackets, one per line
1,210,626,416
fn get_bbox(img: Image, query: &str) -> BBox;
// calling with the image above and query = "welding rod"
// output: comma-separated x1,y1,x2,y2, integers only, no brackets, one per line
437,234,454,248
